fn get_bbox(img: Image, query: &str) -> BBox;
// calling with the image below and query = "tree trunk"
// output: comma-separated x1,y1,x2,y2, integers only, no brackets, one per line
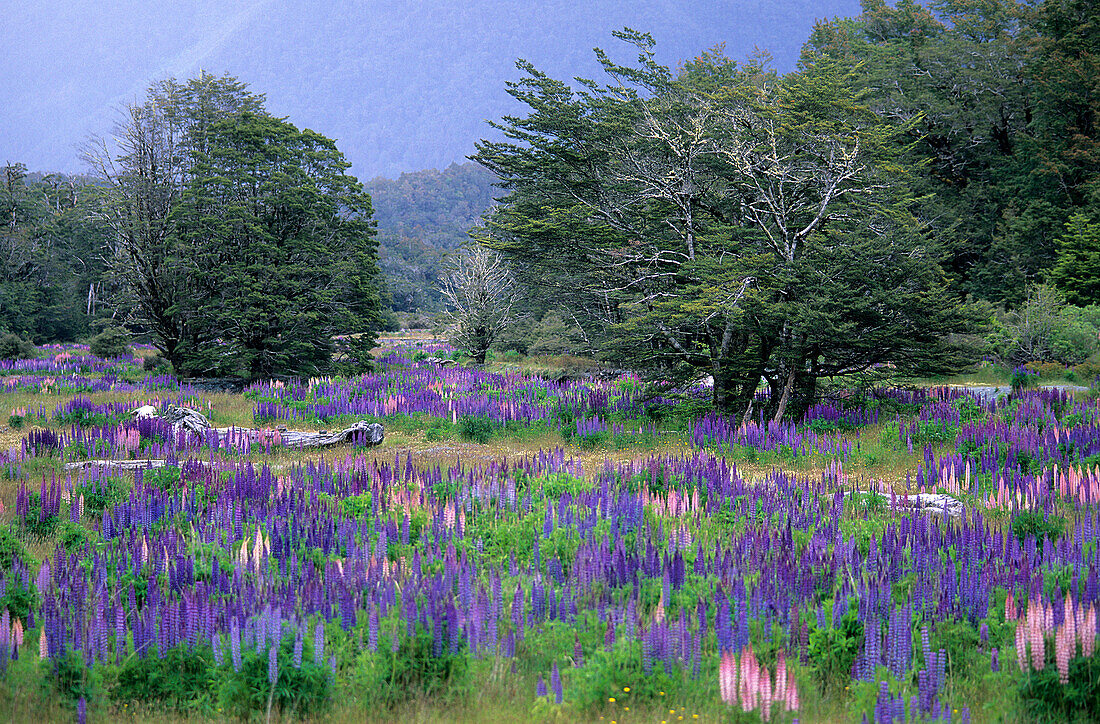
772,365,797,423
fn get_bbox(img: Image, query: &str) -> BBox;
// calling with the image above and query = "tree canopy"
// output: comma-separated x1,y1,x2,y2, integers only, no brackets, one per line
84,72,382,379
473,30,982,420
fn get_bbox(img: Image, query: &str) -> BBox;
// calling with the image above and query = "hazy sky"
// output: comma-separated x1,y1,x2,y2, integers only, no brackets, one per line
1,0,861,178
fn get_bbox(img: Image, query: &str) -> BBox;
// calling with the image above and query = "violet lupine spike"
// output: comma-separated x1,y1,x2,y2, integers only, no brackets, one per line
268,642,278,686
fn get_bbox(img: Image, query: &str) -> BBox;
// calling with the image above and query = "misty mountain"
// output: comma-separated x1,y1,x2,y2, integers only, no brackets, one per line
2,0,860,179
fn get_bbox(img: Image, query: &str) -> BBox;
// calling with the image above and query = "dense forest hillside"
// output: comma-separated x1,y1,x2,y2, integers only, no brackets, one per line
368,163,499,313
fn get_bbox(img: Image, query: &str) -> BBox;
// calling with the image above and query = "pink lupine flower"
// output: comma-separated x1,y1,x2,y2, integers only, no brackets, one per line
1016,622,1028,671
719,651,737,704
1056,626,1071,684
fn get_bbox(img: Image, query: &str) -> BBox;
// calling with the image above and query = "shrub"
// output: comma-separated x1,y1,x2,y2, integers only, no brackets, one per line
0,569,38,621
354,625,469,708
807,598,863,695
0,525,30,571
457,415,495,444
1018,647,1100,722
89,326,131,359
218,636,331,719
140,465,182,491
21,492,59,537
1011,511,1064,547
77,476,129,515
56,521,101,553
113,644,217,713
41,651,103,709
0,332,34,360
142,354,173,373
568,638,697,714
1011,366,1039,392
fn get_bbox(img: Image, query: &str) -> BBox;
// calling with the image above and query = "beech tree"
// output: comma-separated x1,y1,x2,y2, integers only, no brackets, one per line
474,30,981,420
439,245,520,364
85,72,382,378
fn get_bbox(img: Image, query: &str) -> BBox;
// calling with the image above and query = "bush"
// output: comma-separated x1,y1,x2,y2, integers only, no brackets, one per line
77,476,130,515
0,332,35,360
89,326,131,359
0,569,38,621
142,354,173,373
457,415,495,444
113,644,217,713
1011,511,1064,547
807,598,863,695
354,625,469,708
1018,647,1100,722
568,638,697,714
41,651,103,709
217,636,331,719
0,525,30,571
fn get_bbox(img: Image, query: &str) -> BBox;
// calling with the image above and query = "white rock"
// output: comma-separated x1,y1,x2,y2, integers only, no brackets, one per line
132,405,159,419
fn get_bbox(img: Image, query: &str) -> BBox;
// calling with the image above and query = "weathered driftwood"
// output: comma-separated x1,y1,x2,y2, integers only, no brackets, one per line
131,405,384,448
65,458,173,471
161,404,214,435
278,420,385,448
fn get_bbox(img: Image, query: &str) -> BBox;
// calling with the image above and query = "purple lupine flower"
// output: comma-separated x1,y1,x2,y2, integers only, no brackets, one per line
268,642,278,686
292,624,303,669
230,621,242,672
550,661,563,704
77,697,86,724
313,621,324,664
535,674,547,698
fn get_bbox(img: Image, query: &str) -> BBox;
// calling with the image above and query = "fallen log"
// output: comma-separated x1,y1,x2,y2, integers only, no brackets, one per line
65,459,173,471
131,405,385,448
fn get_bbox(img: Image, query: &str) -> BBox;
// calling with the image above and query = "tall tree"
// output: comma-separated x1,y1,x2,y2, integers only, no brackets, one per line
174,112,381,379
86,73,381,378
83,73,264,368
474,31,979,420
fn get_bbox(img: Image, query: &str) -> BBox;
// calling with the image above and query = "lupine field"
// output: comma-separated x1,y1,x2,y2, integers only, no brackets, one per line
0,342,1098,722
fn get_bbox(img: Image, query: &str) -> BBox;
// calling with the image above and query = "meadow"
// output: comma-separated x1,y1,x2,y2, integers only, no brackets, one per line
0,341,1097,723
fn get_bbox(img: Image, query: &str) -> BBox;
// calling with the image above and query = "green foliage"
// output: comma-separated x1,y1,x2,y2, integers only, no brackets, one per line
0,524,30,571
354,625,469,708
1052,214,1100,307
0,572,38,622
0,332,35,360
142,354,173,373
20,492,58,537
807,598,863,695
217,637,331,719
7,414,23,429
113,644,217,713
88,326,131,359
141,465,181,491
457,415,495,443
475,30,982,422
56,521,101,553
338,493,373,519
568,638,701,714
1011,511,1064,547
41,652,102,708
1018,647,1100,722
76,475,129,515
174,110,381,380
